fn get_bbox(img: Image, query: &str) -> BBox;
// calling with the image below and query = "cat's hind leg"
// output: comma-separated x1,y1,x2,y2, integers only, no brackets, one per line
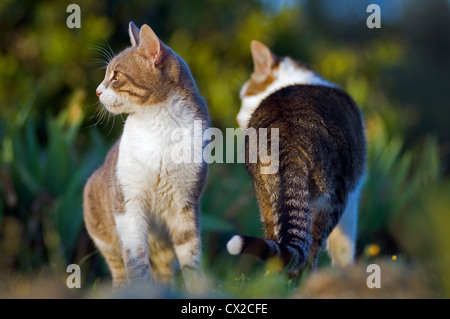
148,229,177,284
93,238,127,288
83,174,127,288
252,175,277,241
167,204,203,290
326,179,363,267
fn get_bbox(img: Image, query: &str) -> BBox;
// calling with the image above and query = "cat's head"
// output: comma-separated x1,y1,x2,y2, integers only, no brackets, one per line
237,40,332,129
96,22,183,114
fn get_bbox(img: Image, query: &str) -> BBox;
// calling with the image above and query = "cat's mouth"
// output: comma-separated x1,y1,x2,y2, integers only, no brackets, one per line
98,89,124,113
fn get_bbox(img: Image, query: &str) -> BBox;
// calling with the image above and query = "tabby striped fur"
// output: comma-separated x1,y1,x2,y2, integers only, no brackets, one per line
83,22,209,288
228,41,366,276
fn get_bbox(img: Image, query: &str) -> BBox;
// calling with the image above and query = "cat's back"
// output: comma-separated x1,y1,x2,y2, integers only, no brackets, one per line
249,85,363,136
247,84,366,190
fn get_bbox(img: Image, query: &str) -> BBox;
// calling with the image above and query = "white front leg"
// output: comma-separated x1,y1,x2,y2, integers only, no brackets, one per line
114,201,152,283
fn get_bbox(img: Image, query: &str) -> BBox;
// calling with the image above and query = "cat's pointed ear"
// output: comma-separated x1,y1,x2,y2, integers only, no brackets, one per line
251,40,274,81
138,24,163,66
129,21,140,47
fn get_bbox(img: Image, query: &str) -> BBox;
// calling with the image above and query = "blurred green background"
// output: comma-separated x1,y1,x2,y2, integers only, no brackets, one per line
0,0,449,297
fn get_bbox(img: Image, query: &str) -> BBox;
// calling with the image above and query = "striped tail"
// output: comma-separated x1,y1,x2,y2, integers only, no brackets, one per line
227,155,314,274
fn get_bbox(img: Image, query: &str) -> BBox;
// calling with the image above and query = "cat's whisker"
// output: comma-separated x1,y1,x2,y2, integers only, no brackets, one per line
100,107,110,126
84,100,100,109
91,58,108,63
86,102,113,129
104,108,112,129
85,102,103,122
94,106,104,122
89,42,113,54
88,45,111,59
95,38,115,62
103,39,116,62
91,59,109,67
88,100,100,109
88,44,114,65
87,108,104,128
106,113,116,137
89,63,108,70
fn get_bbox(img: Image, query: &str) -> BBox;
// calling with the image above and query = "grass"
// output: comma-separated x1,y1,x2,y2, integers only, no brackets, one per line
0,254,436,299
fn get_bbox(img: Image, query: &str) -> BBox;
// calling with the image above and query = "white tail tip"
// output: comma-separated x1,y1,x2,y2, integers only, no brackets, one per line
227,235,243,255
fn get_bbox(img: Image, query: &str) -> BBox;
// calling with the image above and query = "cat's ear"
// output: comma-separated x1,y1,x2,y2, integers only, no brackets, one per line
250,40,274,81
129,21,140,47
138,24,163,66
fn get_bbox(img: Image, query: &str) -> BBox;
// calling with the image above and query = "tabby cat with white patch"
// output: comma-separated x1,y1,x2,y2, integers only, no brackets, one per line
227,41,366,276
83,22,209,288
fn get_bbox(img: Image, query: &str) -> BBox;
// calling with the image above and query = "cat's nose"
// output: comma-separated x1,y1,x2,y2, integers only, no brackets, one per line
96,90,102,98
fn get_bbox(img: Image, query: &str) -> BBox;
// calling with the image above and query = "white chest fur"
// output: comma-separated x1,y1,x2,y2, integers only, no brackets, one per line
116,96,203,214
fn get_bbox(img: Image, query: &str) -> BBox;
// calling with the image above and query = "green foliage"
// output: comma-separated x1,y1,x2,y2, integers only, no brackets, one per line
359,114,441,254
0,0,449,298
0,88,107,274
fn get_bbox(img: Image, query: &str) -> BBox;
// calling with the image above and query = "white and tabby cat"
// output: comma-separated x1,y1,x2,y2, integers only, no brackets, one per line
83,22,210,288
228,41,366,276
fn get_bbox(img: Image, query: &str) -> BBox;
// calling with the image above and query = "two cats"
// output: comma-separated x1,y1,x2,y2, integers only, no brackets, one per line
83,23,366,287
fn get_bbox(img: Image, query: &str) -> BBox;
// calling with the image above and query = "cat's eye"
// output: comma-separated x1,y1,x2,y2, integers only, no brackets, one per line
112,71,122,81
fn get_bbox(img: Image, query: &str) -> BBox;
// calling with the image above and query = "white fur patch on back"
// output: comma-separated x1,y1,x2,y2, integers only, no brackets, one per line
237,58,336,129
